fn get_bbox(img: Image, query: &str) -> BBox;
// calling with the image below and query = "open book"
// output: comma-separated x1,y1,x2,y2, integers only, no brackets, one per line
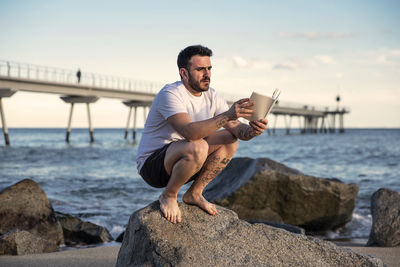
245,89,281,121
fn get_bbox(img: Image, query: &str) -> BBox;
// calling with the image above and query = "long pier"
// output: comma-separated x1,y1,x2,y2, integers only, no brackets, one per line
0,60,349,145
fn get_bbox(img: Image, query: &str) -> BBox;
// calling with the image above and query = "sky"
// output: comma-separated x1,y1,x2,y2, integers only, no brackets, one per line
0,0,399,128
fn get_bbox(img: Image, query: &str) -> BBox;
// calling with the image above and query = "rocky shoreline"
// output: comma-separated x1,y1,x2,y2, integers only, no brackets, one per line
1,157,399,266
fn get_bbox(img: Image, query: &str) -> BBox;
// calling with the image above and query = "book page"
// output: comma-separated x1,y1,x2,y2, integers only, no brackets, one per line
245,91,278,121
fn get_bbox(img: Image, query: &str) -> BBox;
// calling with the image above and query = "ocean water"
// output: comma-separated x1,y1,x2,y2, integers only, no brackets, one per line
0,128,399,244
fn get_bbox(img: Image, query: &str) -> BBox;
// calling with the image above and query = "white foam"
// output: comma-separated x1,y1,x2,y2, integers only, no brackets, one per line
111,225,125,236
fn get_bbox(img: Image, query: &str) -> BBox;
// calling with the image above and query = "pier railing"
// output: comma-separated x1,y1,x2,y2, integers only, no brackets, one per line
0,60,163,94
0,60,349,113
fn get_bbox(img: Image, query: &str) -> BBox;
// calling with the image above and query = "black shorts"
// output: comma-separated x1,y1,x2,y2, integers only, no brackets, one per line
140,143,199,188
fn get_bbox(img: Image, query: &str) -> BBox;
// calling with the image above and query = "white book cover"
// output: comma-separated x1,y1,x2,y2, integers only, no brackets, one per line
245,89,280,121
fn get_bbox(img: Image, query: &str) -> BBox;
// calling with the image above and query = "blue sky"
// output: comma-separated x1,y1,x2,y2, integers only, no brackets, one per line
1,0,399,127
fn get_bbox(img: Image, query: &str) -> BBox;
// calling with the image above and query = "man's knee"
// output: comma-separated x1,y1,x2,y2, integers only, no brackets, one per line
185,139,208,166
224,134,239,156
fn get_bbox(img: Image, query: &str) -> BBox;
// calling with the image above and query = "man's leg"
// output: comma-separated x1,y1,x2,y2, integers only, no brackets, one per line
183,130,238,215
160,138,209,224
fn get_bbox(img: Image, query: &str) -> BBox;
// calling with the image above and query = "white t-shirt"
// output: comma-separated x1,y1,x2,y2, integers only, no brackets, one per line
136,81,229,172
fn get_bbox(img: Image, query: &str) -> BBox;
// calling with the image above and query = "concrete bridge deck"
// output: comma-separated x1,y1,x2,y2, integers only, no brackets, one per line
0,60,349,145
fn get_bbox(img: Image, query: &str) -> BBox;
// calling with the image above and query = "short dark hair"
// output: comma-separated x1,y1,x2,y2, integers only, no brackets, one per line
177,45,213,70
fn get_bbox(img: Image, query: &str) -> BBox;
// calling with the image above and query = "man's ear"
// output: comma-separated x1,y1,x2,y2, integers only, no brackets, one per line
179,68,188,80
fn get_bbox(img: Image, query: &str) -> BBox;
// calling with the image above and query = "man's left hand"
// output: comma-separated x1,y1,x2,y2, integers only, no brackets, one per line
249,119,268,137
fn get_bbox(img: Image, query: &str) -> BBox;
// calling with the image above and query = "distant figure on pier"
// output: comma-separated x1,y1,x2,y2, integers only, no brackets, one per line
136,45,268,224
76,69,81,83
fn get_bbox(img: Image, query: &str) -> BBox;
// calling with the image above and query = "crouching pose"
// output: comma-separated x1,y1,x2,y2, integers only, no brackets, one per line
136,45,267,224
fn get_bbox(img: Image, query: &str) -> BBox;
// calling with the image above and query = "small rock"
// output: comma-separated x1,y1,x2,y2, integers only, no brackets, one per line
116,201,383,267
116,231,125,243
203,157,359,232
56,212,113,246
0,230,59,255
0,179,64,245
367,188,400,247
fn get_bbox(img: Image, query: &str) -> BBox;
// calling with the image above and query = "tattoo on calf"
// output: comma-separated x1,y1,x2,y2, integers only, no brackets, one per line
221,158,230,165
197,156,224,189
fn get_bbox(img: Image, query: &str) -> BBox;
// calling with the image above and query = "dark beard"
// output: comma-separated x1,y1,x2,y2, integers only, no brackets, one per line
188,72,210,93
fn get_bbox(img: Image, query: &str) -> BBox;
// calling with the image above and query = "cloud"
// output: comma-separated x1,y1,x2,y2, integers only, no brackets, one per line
273,59,300,70
376,49,400,66
232,56,249,68
232,56,270,69
314,55,334,64
277,32,354,40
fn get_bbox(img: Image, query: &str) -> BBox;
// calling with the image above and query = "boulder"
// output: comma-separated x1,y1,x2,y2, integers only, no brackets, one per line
116,201,383,267
246,220,305,235
367,188,400,247
203,157,359,232
0,179,64,245
55,212,113,245
0,230,59,255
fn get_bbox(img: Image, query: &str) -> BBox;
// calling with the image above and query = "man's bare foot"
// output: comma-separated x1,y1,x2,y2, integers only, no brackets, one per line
182,191,218,215
159,191,182,224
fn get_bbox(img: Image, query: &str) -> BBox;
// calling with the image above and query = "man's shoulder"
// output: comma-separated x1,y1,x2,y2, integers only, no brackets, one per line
161,81,184,94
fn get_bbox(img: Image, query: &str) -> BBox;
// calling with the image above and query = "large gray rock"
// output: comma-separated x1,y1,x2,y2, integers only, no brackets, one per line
203,157,359,232
56,212,113,246
0,179,64,245
367,188,400,247
116,201,383,267
0,230,59,255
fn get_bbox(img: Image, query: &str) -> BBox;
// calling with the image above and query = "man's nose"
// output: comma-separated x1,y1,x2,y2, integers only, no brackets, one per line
204,69,211,77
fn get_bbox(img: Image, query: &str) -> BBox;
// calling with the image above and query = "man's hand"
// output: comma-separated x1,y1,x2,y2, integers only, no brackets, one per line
248,119,268,137
228,118,268,141
225,98,254,120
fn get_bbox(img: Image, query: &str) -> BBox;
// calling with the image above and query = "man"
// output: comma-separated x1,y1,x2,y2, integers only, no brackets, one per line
76,69,81,83
137,45,267,224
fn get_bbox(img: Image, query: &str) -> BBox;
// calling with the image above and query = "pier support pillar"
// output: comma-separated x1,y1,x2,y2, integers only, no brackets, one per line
284,115,292,135
66,103,74,142
124,106,133,139
123,100,152,142
319,117,327,133
339,113,344,133
87,103,94,142
272,114,278,135
61,95,98,143
0,98,10,145
0,89,16,146
132,106,137,141
330,114,336,133
143,106,147,128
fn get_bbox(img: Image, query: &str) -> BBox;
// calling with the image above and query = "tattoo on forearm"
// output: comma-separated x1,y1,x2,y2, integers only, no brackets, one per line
221,158,230,165
215,116,228,128
237,124,258,140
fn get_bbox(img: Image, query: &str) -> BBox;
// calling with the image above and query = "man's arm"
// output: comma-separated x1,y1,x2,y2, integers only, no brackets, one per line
224,119,268,141
167,98,254,141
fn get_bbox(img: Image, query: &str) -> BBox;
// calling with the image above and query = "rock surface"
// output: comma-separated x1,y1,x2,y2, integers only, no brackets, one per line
246,220,305,235
203,157,359,232
56,212,113,246
367,188,400,247
116,201,383,267
0,179,64,245
0,230,59,255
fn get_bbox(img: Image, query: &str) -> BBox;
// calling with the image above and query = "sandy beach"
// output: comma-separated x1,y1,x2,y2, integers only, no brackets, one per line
0,244,399,267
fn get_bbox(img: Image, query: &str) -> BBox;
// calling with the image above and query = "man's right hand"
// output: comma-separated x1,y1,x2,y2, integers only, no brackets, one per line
225,98,254,120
